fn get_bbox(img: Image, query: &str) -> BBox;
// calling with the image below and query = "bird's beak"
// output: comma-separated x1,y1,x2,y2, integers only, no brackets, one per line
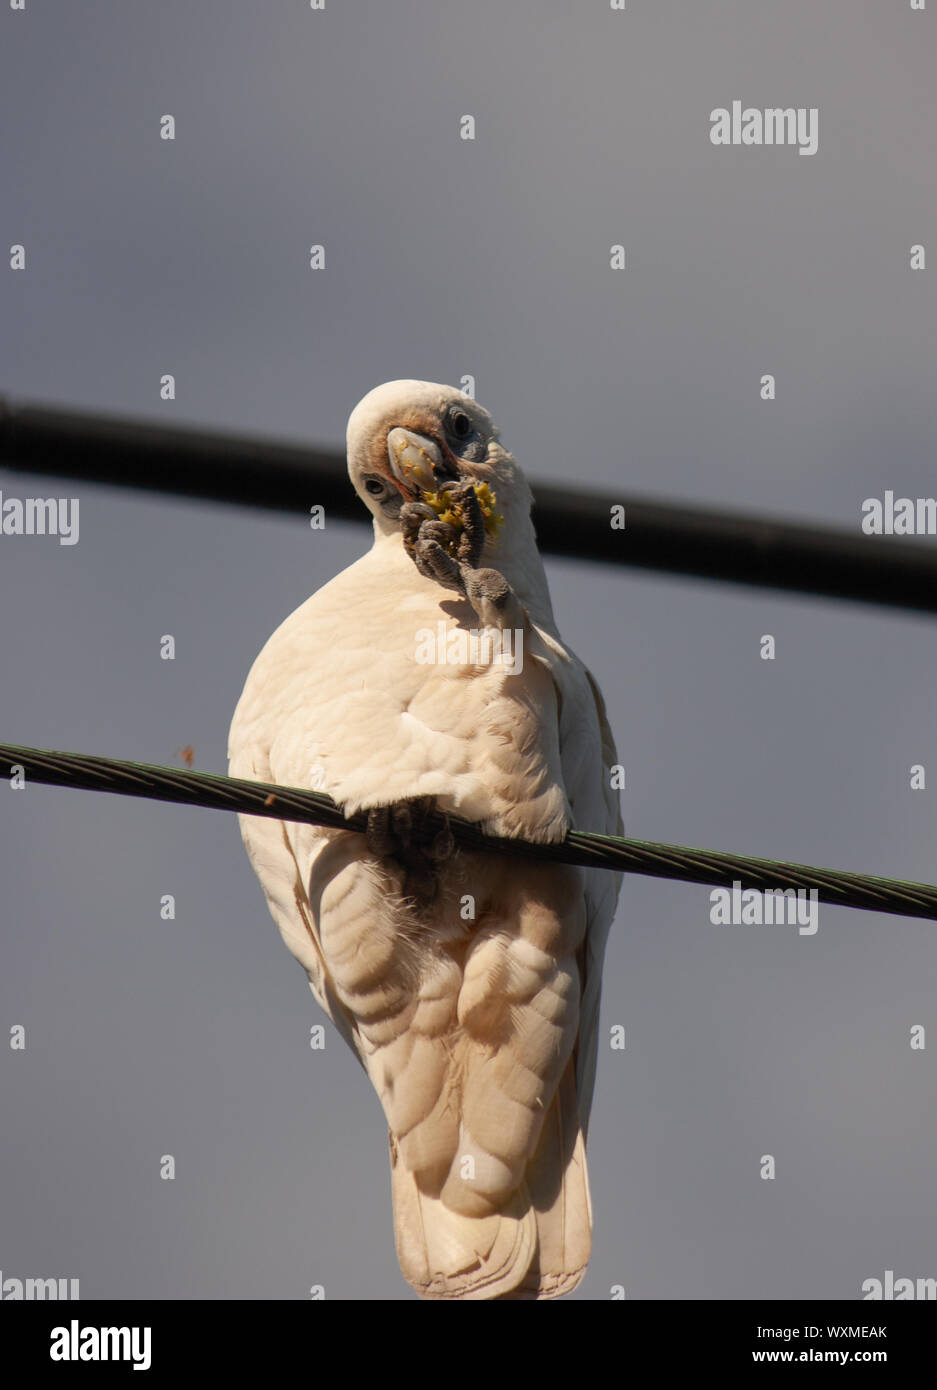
386,427,457,496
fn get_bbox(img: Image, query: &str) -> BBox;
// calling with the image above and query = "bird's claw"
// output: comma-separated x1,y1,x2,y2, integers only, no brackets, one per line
366,798,455,903
413,536,465,592
403,481,488,594
401,501,437,558
462,566,512,612
455,483,487,568
433,480,486,568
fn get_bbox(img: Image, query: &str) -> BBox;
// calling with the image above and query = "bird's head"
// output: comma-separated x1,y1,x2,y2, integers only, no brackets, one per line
345,380,554,626
346,380,527,541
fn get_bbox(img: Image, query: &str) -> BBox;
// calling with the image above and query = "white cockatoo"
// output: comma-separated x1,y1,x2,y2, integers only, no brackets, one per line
228,380,621,1299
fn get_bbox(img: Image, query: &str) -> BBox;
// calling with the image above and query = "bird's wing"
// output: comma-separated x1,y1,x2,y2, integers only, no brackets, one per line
551,641,623,1132
527,622,623,1117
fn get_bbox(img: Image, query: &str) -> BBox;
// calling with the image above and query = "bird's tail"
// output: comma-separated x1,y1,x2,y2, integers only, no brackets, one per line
389,1059,591,1300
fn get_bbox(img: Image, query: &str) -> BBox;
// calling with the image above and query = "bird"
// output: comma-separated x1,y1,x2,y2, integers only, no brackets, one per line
228,380,622,1299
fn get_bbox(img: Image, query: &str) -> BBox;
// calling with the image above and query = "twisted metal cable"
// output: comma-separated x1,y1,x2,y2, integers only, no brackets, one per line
3,742,936,922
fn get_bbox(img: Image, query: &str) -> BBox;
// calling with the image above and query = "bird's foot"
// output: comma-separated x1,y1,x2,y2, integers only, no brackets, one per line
437,480,487,569
401,500,438,557
366,797,455,903
402,483,506,605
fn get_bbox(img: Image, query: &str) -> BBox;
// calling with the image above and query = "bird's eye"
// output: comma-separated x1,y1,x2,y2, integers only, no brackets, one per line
448,409,472,441
364,478,387,497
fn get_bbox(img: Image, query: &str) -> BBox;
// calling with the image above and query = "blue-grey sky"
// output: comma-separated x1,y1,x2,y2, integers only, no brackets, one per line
2,0,936,1300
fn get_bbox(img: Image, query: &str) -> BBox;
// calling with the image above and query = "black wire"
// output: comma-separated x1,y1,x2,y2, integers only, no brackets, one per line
3,742,937,923
2,397,936,613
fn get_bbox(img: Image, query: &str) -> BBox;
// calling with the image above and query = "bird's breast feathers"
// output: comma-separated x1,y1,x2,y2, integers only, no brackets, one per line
232,543,577,842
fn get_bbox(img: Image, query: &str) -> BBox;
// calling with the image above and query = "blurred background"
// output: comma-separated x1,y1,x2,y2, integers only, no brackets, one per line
1,0,935,1299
